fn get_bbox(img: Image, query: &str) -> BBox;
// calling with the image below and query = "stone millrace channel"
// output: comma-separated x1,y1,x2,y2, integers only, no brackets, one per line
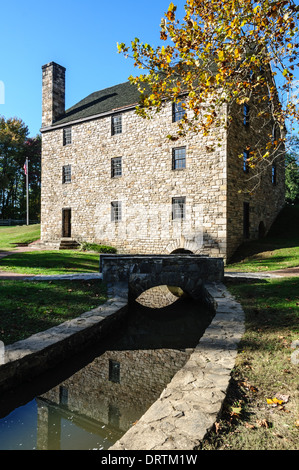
0,254,245,450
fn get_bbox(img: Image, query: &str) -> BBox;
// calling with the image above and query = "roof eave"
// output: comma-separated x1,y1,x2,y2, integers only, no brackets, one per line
40,103,137,133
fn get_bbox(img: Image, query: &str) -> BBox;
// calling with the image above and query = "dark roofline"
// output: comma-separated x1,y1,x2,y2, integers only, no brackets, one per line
40,102,137,133
41,78,144,133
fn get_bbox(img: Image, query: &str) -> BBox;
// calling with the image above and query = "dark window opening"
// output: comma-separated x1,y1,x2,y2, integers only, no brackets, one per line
172,101,185,122
243,150,249,173
272,164,277,185
111,157,122,178
172,197,186,220
59,386,68,405
62,164,71,184
111,201,122,222
111,115,122,135
172,147,186,170
243,104,250,127
109,360,120,383
243,202,250,239
63,127,72,146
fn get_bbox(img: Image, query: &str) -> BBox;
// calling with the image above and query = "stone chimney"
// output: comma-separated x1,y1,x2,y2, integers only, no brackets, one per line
42,62,66,128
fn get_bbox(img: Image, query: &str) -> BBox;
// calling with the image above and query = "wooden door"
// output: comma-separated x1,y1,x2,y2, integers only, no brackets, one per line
62,208,71,237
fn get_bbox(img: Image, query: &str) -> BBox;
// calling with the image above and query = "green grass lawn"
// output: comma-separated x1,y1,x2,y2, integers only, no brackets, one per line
0,224,40,251
226,204,299,272
0,250,100,275
0,279,107,345
199,277,299,450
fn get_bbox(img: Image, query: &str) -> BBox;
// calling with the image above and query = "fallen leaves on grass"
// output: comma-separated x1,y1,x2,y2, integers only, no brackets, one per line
239,380,258,392
256,419,271,428
244,419,271,430
266,394,290,413
266,394,289,406
267,397,284,405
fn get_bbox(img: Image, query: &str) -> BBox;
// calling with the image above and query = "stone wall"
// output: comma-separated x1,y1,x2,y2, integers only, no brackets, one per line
40,100,228,258
41,65,285,262
226,101,285,260
38,348,190,437
99,254,224,303
42,63,66,128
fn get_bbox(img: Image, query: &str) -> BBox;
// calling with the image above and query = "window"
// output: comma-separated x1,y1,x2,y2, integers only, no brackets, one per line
243,202,250,239
172,147,186,170
111,201,122,221
243,104,249,127
59,386,68,405
62,164,71,183
63,127,72,146
111,114,122,135
172,197,186,220
243,150,249,173
109,360,120,383
172,101,185,122
272,164,277,185
272,124,280,144
111,157,122,178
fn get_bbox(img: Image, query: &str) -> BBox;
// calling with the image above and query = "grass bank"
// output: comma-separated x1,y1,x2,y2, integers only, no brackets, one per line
0,279,107,345
227,204,299,272
225,205,299,272
0,250,100,275
199,277,299,450
0,224,40,251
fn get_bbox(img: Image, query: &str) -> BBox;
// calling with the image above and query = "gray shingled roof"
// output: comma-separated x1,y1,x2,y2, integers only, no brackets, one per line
54,80,143,126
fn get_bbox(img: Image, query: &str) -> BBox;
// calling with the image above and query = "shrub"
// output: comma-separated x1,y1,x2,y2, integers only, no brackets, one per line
80,242,117,253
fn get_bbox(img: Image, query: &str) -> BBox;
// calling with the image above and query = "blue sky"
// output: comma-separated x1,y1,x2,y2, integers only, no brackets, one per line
0,0,175,136
0,1,298,138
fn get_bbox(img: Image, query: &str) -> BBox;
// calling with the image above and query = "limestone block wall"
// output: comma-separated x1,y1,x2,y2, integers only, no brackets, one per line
226,101,285,260
41,102,228,258
42,63,66,127
39,348,190,434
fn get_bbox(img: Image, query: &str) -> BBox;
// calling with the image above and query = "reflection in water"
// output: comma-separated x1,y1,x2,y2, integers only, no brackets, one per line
0,296,214,450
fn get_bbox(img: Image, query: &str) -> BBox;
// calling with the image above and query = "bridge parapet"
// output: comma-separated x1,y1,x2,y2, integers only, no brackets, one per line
100,255,224,301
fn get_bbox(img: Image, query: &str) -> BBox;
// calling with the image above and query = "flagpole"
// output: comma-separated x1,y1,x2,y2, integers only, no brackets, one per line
26,157,29,225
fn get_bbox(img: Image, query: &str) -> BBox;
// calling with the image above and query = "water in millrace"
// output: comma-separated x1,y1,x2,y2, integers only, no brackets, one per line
0,288,214,450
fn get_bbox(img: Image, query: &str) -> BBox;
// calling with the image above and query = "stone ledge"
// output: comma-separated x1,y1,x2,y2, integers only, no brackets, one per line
110,282,245,450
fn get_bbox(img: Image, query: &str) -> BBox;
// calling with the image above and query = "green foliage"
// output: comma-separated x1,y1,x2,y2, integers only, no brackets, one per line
0,116,41,220
285,154,299,204
80,242,117,253
119,0,299,168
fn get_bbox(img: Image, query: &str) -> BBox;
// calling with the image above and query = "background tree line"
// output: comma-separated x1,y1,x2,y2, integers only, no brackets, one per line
0,116,41,222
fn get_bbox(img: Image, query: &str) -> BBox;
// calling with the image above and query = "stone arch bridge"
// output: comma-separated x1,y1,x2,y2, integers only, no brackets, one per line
99,254,224,303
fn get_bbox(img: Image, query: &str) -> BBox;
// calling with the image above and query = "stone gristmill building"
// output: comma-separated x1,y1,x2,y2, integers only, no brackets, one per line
40,62,285,262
